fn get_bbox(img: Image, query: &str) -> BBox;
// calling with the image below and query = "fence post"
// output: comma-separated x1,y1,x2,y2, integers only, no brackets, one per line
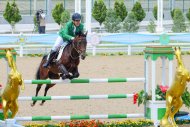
19,44,23,57
128,45,131,55
92,46,96,56
18,32,26,57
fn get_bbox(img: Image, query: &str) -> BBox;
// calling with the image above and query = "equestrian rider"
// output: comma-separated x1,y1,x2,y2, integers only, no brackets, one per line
43,13,84,68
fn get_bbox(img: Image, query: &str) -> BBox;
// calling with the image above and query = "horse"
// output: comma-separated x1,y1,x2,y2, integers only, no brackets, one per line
2,49,24,119
31,32,87,106
160,47,190,127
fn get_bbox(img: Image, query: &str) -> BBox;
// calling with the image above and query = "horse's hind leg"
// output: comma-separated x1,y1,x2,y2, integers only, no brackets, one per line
32,58,49,106
40,84,55,105
31,84,43,106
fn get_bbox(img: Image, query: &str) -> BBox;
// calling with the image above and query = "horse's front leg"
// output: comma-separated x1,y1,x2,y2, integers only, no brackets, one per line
40,84,55,106
70,67,80,79
58,64,71,79
40,72,59,105
31,84,43,106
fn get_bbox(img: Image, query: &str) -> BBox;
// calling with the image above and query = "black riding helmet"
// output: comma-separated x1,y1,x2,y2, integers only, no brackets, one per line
72,13,81,21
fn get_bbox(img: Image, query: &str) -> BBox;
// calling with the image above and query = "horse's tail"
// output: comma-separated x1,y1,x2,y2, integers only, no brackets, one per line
36,55,47,79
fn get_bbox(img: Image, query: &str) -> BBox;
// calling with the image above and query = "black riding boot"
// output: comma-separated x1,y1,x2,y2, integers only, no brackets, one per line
43,50,56,68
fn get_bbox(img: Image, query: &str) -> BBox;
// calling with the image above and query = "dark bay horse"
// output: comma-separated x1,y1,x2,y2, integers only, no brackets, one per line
31,32,87,106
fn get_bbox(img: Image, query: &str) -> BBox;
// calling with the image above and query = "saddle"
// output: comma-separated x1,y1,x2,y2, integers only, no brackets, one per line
47,45,65,64
56,46,65,61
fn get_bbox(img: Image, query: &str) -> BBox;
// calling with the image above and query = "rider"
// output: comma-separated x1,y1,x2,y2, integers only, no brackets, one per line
43,13,84,68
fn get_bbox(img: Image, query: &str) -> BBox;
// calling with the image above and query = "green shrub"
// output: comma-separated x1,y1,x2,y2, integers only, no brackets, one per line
153,5,157,20
26,54,43,57
104,9,122,33
123,12,139,32
172,9,186,32
52,3,64,25
60,10,70,28
186,8,190,21
33,15,38,33
147,19,156,33
171,9,176,19
114,0,127,22
182,87,190,108
118,52,124,55
92,0,107,31
131,1,146,22
3,1,22,33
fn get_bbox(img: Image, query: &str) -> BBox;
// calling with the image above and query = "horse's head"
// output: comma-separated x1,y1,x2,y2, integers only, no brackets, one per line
174,47,183,67
5,49,14,68
72,31,88,60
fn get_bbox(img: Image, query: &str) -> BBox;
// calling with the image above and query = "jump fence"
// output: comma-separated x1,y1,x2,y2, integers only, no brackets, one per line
18,94,134,101
24,78,145,84
15,114,144,121
8,77,145,123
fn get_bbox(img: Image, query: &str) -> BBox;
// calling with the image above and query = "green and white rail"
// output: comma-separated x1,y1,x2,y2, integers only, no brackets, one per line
15,114,144,121
24,78,145,84
18,94,134,101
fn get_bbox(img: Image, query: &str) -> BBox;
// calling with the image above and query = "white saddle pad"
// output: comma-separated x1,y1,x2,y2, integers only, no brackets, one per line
46,46,65,61
56,46,65,61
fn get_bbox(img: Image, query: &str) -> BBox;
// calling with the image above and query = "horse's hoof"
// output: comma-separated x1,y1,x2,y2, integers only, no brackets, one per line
65,74,71,78
69,76,74,80
62,76,66,80
62,74,71,80
31,103,35,107
40,103,44,106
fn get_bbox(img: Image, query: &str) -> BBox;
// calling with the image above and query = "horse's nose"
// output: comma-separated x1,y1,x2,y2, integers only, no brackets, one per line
81,52,86,60
81,54,86,60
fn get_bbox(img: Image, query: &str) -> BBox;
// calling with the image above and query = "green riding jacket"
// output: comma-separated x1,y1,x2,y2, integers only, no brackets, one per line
59,21,84,42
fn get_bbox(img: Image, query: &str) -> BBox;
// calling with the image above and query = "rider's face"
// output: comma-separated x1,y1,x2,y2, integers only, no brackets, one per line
73,20,81,26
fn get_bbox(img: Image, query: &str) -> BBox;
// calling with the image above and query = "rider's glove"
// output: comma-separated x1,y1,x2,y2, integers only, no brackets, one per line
71,37,74,40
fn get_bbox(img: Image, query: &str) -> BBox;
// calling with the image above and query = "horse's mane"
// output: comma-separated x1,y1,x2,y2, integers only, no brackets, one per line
75,31,86,37
64,42,72,50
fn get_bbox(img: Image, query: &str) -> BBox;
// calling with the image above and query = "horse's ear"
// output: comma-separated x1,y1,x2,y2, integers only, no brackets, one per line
174,47,177,51
179,46,181,50
75,31,80,36
85,31,88,36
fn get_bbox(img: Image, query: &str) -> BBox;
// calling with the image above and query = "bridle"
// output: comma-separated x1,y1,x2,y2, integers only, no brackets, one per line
70,36,86,60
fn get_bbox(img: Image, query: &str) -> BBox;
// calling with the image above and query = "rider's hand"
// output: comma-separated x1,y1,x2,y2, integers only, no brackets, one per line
69,37,74,43
71,37,74,40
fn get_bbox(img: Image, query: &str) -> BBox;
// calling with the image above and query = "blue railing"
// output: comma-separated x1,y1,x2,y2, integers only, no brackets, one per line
0,33,190,45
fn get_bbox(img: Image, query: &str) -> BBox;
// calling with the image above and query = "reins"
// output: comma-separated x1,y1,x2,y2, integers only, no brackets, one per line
70,37,85,60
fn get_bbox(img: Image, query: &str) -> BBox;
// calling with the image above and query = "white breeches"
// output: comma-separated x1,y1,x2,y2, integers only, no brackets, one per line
52,36,67,51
